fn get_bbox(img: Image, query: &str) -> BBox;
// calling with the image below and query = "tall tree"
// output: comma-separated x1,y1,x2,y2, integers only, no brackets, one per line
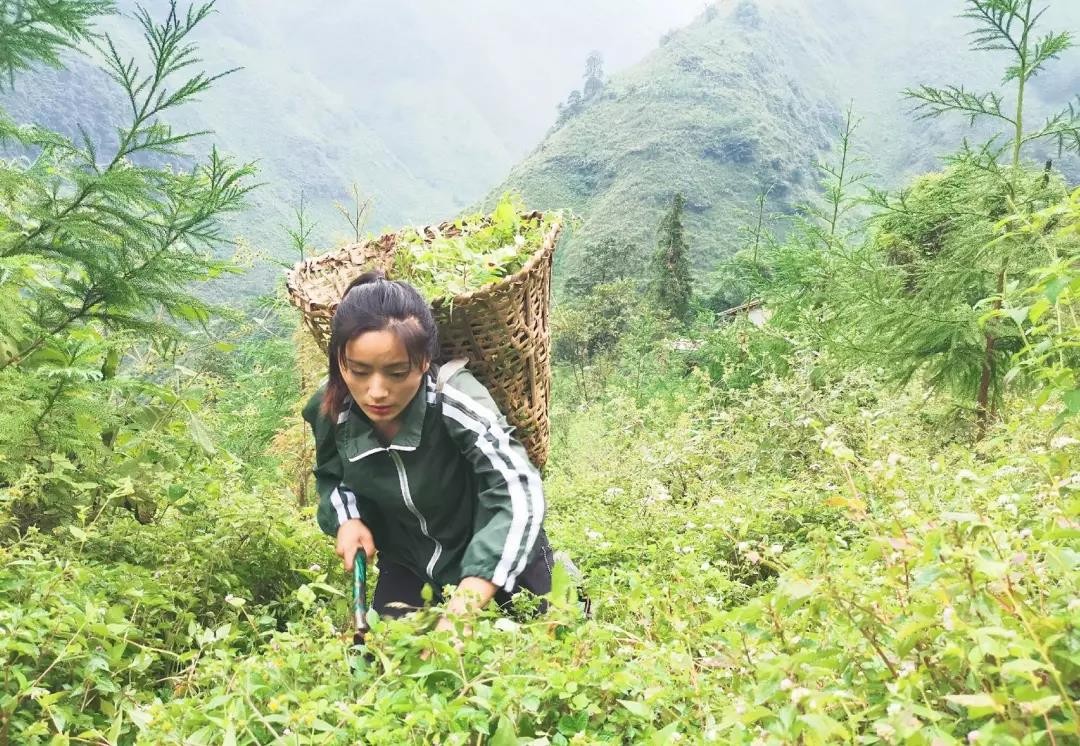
650,193,693,324
583,50,604,99
904,0,1078,432
824,0,1080,436
0,0,256,527
0,1,255,371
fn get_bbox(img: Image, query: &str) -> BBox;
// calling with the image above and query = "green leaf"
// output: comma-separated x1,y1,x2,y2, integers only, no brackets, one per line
187,413,216,456
1019,695,1061,717
619,699,653,720
1005,306,1030,326
1064,390,1080,415
1029,297,1052,323
944,693,1002,716
489,716,517,746
1001,658,1045,678
650,722,681,745
973,553,1007,579
295,584,316,608
1044,546,1079,572
779,578,819,603
799,713,848,741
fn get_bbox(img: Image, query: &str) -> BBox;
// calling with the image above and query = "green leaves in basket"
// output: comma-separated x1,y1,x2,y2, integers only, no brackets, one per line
390,192,558,302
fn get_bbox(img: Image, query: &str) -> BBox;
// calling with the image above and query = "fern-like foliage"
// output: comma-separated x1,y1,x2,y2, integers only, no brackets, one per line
0,1,256,371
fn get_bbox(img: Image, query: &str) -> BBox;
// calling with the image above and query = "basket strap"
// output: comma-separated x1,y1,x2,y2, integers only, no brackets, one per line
435,357,469,395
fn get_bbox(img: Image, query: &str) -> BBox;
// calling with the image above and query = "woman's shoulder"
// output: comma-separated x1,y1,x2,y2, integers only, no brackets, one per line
436,365,507,426
301,380,331,426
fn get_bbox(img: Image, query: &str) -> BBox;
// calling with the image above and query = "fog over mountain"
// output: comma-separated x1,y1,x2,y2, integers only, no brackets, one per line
496,0,1080,280
4,0,1079,296
2,0,706,290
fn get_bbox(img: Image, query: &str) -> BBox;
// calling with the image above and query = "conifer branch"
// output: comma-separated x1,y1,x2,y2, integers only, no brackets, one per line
961,0,1025,57
1021,98,1080,155
1010,30,1071,83
904,85,1014,126
0,0,114,89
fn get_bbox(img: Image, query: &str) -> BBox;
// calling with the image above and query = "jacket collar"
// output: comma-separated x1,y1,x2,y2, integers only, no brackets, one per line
337,373,431,462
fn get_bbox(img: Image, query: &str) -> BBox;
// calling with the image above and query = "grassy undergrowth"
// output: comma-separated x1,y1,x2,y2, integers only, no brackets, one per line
4,323,1077,744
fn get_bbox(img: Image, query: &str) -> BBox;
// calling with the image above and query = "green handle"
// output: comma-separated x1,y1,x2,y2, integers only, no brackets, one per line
353,552,369,642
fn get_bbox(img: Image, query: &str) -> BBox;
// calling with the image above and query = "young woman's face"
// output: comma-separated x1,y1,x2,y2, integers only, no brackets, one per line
340,329,428,426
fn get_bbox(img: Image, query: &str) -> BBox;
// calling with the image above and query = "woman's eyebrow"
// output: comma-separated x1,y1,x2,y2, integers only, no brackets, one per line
344,358,410,369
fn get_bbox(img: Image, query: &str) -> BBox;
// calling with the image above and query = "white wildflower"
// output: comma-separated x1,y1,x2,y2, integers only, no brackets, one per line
1050,435,1080,450
738,541,752,553
942,606,956,632
493,618,520,633
790,687,811,705
645,481,671,505
967,731,980,744
1068,598,1080,612
585,529,602,541
308,563,321,572
745,550,761,564
780,678,794,691
768,543,783,556
954,469,979,483
1019,528,1033,539
874,722,896,742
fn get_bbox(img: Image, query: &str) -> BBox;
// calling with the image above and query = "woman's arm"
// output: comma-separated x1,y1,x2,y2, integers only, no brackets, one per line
439,370,546,593
303,390,376,570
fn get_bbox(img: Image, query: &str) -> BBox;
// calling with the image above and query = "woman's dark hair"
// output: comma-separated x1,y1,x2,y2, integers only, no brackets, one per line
322,270,439,420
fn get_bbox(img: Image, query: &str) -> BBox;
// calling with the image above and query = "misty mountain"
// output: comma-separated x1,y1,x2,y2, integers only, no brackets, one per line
495,0,1080,284
0,0,705,294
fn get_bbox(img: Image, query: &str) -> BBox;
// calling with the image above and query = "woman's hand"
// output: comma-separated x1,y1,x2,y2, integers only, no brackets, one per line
445,576,497,617
421,577,498,660
336,518,376,571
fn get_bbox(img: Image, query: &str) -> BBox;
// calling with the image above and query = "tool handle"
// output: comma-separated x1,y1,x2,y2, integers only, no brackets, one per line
353,552,369,636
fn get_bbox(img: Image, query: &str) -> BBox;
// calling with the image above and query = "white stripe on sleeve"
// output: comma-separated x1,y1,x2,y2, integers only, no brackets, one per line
341,488,360,520
442,402,529,591
443,382,545,587
443,384,545,579
329,487,349,525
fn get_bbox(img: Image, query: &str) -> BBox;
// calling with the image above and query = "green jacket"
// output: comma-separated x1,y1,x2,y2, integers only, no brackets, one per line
302,366,545,592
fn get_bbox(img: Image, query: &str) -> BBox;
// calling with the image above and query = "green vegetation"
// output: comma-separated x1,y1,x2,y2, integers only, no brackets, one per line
649,193,694,324
390,193,558,302
2,1,1080,744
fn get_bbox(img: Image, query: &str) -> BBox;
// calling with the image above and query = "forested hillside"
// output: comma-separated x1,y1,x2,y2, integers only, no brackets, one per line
2,1,1080,744
498,0,1080,286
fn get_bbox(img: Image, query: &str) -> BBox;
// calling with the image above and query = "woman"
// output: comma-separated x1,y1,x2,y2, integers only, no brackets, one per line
302,271,552,631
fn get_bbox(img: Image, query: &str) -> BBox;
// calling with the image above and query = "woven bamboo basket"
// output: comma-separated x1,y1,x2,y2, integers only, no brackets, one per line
285,212,561,469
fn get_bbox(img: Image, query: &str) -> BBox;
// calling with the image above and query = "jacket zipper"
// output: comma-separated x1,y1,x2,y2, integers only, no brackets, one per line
388,450,442,580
